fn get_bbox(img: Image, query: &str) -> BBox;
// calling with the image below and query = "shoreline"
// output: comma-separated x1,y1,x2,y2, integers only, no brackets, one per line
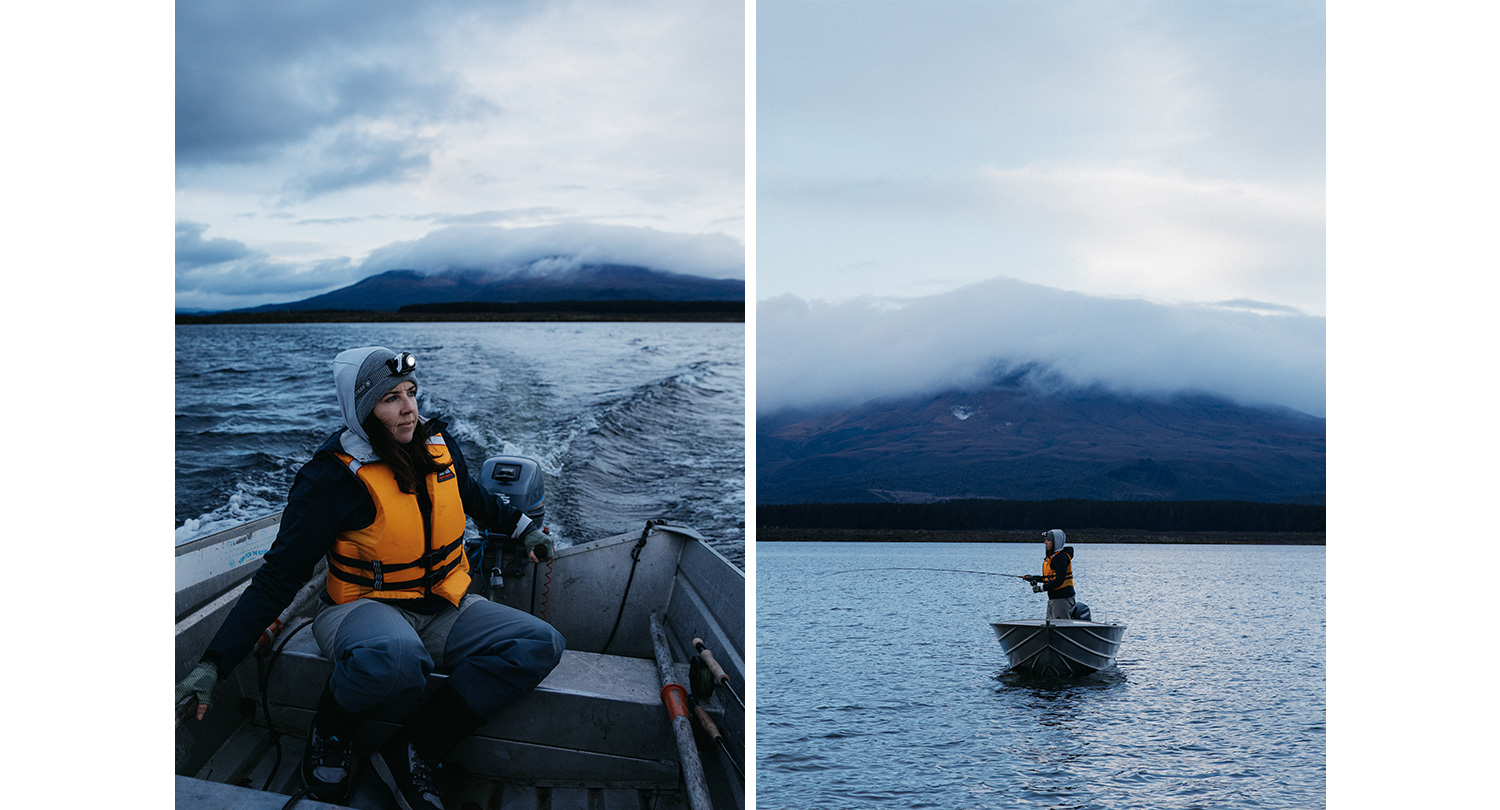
176,306,744,325
755,527,1325,545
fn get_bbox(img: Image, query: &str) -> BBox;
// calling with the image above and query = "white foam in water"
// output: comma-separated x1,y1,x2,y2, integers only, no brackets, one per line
176,322,744,562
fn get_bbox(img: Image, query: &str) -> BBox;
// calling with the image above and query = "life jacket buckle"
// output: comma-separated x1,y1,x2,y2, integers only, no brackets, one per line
372,560,384,591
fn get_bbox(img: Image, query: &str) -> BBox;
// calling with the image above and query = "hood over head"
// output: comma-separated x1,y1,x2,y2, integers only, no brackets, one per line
1044,529,1067,551
332,346,420,450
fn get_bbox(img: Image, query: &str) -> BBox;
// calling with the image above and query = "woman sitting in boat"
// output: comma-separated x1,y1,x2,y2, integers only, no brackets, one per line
1022,529,1076,620
175,346,566,810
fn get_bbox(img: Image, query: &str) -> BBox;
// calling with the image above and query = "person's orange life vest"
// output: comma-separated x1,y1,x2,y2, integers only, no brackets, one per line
325,433,470,606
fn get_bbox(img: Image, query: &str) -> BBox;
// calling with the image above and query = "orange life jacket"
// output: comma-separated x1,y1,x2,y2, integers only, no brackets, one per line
1042,550,1074,595
325,433,470,605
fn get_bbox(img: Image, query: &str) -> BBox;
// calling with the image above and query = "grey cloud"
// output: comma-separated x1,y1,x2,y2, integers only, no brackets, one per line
176,221,257,271
357,223,745,280
295,215,391,226
1212,299,1306,316
283,133,433,200
429,209,569,226
758,276,1325,418
176,0,502,168
176,255,365,311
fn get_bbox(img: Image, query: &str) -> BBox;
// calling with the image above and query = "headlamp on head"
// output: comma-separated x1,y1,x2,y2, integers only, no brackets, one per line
386,352,417,375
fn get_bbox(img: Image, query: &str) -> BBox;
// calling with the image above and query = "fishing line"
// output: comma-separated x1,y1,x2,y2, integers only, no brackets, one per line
819,566,1030,580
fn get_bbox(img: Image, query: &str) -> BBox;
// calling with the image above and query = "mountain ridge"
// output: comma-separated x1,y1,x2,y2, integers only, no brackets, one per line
230,262,744,313
758,383,1325,505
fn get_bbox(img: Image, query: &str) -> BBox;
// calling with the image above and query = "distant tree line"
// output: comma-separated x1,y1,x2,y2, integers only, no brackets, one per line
176,300,744,324
759,499,1325,533
400,299,744,316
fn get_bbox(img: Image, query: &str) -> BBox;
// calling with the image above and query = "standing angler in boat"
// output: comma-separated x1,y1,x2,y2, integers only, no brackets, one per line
1022,529,1076,621
175,346,567,810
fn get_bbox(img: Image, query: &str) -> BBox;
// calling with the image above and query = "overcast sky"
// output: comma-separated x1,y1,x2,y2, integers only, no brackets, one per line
176,0,745,311
756,0,1326,417
11,3,1500,799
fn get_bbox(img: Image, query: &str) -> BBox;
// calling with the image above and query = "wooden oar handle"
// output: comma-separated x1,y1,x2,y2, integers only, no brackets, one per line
693,638,729,684
690,701,722,742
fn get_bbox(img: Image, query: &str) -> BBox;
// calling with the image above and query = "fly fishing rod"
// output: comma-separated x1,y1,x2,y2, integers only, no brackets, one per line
820,567,1033,580
690,698,744,781
692,638,744,711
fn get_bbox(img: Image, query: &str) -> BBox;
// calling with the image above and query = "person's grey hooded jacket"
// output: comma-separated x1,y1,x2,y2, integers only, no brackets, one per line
199,349,532,677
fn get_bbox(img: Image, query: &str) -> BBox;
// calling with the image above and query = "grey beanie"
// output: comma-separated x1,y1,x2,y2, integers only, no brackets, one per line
332,346,419,443
1043,529,1067,550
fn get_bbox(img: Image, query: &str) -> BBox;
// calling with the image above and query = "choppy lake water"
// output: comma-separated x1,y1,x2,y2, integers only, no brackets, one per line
756,541,1325,809
175,322,744,566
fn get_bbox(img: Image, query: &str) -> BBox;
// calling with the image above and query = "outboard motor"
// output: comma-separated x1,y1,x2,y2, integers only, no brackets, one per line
475,456,546,592
1070,602,1092,622
478,455,546,523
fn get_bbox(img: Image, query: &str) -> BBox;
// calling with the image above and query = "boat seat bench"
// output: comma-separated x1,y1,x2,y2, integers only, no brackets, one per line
231,627,691,789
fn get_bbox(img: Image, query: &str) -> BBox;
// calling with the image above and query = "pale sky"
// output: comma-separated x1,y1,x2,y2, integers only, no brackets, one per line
176,0,745,311
759,0,1324,312
757,0,1328,417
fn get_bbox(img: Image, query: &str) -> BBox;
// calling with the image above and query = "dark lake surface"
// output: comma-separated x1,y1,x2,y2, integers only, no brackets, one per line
756,541,1325,809
175,322,745,565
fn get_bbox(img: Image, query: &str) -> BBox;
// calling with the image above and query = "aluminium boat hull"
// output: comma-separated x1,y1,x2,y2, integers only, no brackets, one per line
990,618,1126,677
176,515,745,810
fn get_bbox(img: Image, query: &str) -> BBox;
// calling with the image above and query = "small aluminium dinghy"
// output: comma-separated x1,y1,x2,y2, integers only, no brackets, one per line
990,616,1127,678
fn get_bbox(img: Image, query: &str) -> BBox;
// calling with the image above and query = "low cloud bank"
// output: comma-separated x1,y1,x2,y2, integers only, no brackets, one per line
758,276,1325,418
356,223,746,280
175,221,745,310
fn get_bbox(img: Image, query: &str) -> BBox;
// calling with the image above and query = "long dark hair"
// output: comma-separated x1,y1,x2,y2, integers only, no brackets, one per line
362,414,448,494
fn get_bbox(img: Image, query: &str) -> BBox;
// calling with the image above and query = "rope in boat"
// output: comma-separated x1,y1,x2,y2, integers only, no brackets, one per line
278,787,316,810
253,617,316,792
540,558,553,621
602,518,663,653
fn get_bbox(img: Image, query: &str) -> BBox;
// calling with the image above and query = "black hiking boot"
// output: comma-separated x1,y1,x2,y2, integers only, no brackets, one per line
301,686,358,802
371,731,446,810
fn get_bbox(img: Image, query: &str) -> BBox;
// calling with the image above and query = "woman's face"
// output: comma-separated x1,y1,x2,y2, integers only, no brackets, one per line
372,381,418,444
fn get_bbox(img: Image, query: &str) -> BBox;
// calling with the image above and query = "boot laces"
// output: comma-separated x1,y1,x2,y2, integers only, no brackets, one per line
405,743,440,794
310,726,354,769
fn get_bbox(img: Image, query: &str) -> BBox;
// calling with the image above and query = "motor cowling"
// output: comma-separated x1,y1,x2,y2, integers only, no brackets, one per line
474,456,547,592
478,456,546,525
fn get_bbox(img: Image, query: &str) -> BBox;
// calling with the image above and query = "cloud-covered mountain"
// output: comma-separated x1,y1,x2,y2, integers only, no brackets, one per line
231,262,743,313
759,276,1325,419
176,222,746,312
758,374,1324,505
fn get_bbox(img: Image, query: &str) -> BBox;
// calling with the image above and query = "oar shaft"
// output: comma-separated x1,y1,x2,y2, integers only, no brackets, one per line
651,614,714,810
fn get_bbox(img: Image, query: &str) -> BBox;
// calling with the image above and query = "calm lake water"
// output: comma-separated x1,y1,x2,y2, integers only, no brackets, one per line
756,541,1325,810
175,322,745,565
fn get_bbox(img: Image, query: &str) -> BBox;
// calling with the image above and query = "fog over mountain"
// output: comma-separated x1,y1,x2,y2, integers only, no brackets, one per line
354,223,746,282
758,276,1324,419
177,222,745,311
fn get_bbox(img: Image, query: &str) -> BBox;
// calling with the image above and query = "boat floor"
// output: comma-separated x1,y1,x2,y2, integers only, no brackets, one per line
177,752,689,810
177,635,733,810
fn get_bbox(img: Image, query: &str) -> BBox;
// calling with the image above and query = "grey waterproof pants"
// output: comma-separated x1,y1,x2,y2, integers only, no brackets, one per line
1046,596,1076,621
312,593,566,718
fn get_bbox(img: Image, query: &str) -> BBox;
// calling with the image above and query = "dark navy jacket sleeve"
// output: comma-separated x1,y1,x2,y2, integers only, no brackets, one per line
201,451,371,678
443,427,529,537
